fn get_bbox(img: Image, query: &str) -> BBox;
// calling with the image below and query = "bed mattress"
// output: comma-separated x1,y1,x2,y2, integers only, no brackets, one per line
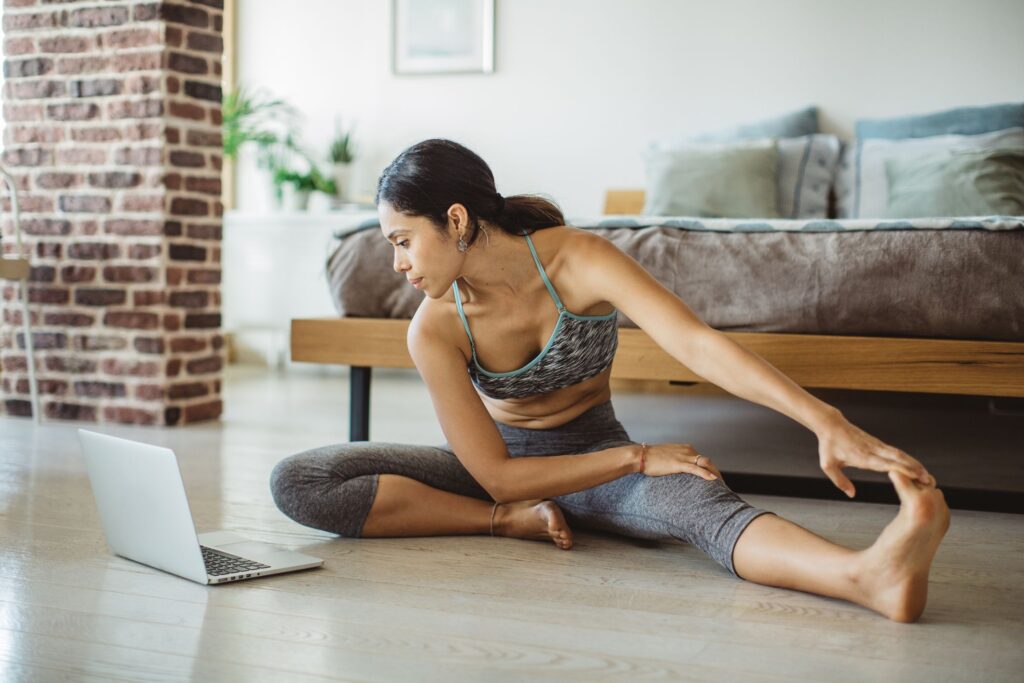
325,216,1024,342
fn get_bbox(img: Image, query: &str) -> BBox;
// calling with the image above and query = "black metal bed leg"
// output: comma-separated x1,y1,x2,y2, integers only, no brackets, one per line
350,366,371,441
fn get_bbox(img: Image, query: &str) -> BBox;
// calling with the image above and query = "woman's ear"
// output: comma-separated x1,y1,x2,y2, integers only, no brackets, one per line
447,203,469,230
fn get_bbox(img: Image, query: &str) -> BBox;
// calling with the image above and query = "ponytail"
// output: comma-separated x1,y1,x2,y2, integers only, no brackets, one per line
375,138,564,248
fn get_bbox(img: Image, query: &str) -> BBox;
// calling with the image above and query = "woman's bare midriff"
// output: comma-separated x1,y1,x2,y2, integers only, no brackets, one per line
481,367,613,430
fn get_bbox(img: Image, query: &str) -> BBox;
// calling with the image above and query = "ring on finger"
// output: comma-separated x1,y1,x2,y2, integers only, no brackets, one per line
693,454,702,465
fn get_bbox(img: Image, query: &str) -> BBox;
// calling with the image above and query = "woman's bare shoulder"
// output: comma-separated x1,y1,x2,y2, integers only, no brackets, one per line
409,287,472,362
541,226,618,274
532,225,605,260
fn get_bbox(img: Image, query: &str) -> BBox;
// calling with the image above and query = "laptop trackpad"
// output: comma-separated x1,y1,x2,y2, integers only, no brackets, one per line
199,531,297,563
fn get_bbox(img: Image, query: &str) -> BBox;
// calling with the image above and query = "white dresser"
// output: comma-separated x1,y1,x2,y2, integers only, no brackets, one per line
223,207,378,367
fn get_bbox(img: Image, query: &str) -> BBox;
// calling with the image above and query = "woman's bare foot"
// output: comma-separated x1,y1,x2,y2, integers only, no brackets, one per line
492,499,574,550
849,470,951,622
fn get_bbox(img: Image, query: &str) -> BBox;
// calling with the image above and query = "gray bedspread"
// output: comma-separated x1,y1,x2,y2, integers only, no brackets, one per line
326,224,1024,342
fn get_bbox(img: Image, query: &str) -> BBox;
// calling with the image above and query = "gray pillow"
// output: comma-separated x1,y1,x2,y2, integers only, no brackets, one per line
885,148,1024,217
857,102,1024,140
776,135,839,218
642,140,781,218
650,134,839,219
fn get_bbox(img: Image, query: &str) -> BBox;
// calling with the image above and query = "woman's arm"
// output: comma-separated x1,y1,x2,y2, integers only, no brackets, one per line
408,303,644,503
682,331,842,435
411,302,719,501
573,234,933,494
498,448,641,502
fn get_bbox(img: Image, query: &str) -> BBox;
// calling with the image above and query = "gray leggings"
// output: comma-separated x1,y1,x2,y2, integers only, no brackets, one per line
270,400,773,576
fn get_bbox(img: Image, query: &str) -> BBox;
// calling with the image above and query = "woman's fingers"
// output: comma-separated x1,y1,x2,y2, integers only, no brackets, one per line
865,453,918,480
837,450,937,490
890,449,932,484
877,447,932,484
685,459,718,480
822,464,856,498
693,454,722,478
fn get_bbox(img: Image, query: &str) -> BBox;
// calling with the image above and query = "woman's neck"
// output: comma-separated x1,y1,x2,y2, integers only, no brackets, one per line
456,227,537,302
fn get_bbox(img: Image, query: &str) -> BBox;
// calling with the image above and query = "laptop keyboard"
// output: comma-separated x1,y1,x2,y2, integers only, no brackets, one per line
201,546,272,577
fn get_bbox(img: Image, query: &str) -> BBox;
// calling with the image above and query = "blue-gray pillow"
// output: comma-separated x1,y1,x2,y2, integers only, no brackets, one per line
692,106,819,142
856,102,1024,140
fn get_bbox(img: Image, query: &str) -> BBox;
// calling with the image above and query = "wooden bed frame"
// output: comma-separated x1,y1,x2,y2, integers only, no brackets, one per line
289,190,1024,512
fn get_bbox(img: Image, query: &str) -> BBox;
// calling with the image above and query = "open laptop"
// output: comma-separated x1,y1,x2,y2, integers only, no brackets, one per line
78,429,323,585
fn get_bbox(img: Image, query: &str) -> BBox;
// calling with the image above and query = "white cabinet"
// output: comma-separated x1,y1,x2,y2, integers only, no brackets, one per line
223,209,377,367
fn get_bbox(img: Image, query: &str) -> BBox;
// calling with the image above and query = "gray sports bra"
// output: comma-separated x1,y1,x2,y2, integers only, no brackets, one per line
452,231,618,400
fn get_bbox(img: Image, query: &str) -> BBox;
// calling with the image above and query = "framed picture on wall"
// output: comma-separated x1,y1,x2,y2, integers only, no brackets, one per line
392,0,495,75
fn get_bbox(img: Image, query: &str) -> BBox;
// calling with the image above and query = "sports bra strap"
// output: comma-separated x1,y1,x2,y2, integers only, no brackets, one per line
522,231,565,311
451,280,477,353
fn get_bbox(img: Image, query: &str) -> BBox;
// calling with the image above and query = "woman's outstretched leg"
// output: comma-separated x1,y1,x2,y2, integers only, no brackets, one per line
732,471,950,623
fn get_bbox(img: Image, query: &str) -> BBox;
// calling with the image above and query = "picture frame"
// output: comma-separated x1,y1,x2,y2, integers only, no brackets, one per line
391,0,496,75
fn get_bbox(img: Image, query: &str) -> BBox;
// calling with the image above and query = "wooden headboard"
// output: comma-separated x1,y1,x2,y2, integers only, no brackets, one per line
603,189,645,215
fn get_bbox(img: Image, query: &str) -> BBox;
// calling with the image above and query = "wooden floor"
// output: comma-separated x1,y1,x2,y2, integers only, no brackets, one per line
1,364,1022,682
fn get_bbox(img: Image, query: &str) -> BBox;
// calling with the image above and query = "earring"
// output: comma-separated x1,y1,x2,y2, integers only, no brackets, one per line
457,237,468,252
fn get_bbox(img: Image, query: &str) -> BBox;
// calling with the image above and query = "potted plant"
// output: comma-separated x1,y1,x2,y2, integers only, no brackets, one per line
223,86,307,208
328,119,358,202
222,86,295,160
275,165,337,212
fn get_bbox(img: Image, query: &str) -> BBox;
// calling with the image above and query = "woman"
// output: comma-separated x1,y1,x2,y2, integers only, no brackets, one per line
271,139,950,623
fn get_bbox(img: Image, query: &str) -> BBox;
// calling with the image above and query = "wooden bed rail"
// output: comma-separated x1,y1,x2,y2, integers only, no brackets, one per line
292,317,1024,398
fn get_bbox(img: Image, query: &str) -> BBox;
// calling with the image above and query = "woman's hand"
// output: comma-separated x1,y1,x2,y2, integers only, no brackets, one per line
817,415,934,498
640,443,722,482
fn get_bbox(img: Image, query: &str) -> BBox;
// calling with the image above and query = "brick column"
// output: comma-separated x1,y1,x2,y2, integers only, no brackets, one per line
0,0,225,426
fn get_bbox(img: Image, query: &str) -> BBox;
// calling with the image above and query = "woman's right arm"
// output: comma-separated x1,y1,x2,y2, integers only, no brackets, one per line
408,307,719,503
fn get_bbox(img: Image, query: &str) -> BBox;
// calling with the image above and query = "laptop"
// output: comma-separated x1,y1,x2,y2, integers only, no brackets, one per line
78,429,324,585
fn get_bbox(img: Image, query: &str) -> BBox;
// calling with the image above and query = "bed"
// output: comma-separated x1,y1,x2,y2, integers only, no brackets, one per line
292,198,1024,439
289,103,1024,511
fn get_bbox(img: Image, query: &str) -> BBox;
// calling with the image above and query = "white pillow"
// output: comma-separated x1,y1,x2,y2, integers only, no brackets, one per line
836,127,1024,218
649,134,839,219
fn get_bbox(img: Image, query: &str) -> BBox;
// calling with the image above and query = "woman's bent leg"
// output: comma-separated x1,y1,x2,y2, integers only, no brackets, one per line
269,441,573,547
364,475,574,549
269,441,490,537
362,474,496,537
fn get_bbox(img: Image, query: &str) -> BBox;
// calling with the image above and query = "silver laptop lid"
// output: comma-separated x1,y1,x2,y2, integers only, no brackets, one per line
78,429,208,583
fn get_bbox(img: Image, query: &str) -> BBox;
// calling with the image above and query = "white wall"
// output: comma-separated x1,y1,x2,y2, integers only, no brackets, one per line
235,0,1024,217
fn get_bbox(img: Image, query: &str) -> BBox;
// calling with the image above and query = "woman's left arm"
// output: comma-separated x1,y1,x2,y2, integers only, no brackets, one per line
575,234,934,497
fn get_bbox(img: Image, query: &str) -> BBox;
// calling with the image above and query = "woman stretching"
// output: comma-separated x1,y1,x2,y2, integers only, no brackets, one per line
271,139,950,623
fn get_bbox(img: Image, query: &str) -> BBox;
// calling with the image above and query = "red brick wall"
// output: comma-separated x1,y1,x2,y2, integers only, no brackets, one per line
0,0,225,425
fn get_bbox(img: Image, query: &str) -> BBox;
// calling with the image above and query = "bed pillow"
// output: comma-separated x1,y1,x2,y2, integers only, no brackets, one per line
691,106,820,142
856,102,1024,140
836,127,1024,218
650,134,839,219
642,140,780,218
837,102,1024,218
775,134,839,218
885,148,1024,218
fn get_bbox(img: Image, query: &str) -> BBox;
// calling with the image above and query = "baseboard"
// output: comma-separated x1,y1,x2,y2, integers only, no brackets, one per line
724,472,1022,514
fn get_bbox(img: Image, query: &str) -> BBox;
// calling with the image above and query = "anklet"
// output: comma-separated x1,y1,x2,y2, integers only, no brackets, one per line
489,502,499,536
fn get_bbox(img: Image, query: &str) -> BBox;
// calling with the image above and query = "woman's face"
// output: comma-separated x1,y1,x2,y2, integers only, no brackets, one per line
378,201,464,298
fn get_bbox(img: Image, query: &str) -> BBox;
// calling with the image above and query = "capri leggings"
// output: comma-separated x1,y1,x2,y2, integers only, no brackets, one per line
269,399,774,577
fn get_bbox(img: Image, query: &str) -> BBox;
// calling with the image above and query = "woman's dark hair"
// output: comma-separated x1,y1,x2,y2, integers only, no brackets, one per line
375,138,565,248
